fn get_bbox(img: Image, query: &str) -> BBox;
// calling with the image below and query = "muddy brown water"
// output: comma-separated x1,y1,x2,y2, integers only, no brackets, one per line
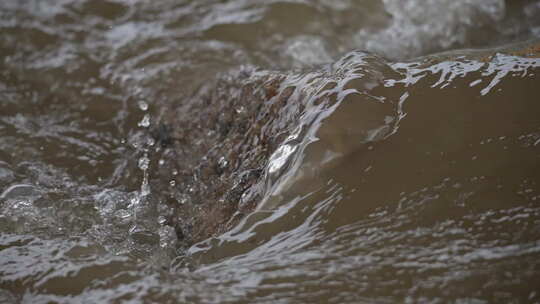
1,1,540,303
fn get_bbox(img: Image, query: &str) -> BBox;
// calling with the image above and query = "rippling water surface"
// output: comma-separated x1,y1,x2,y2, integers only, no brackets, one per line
1,1,540,303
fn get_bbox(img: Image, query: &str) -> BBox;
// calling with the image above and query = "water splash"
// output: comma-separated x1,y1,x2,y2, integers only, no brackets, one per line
138,153,151,197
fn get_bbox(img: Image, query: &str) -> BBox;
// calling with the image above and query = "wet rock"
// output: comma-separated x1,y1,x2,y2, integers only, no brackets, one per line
156,39,540,245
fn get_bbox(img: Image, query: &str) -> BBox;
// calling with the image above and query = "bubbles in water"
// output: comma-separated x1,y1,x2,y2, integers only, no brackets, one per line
129,225,160,246
174,192,189,205
158,225,177,249
128,195,141,210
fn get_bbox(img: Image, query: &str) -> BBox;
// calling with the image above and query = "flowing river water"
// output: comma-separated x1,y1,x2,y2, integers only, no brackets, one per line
1,1,540,303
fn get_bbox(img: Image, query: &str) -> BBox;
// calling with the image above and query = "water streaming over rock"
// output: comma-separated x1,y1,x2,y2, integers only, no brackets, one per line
1,1,540,303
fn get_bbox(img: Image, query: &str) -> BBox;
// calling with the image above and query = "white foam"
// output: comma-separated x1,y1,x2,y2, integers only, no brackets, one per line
354,0,506,59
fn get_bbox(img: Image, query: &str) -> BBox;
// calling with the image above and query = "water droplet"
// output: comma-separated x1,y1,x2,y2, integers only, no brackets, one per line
175,193,188,205
138,100,148,111
158,216,167,225
236,106,245,114
218,156,228,170
138,157,150,171
138,114,151,128
140,181,150,197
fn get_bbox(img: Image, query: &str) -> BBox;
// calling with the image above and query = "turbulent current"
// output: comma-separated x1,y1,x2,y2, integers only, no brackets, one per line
1,1,540,303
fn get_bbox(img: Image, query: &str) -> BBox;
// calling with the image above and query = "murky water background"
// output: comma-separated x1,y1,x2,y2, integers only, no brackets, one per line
1,1,540,303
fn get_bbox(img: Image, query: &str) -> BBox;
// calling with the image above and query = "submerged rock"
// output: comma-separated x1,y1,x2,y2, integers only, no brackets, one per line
156,39,540,245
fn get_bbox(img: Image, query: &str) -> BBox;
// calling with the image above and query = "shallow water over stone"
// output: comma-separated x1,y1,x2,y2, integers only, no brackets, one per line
1,1,540,303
